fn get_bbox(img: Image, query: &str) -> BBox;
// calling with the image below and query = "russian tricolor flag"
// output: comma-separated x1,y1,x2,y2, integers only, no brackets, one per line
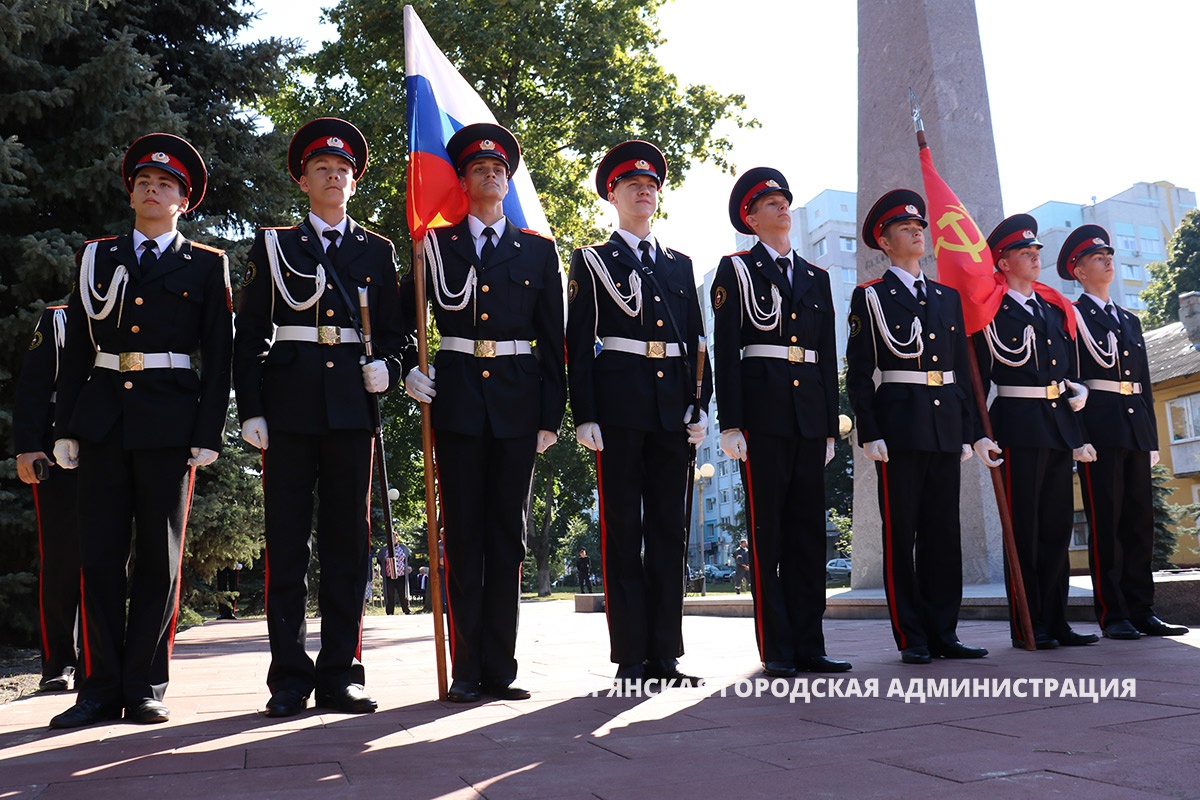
404,5,550,240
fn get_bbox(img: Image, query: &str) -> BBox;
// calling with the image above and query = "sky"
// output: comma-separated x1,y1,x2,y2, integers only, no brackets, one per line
246,0,1200,273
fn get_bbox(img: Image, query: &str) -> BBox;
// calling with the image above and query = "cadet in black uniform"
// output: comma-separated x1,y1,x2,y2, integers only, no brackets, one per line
976,215,1097,649
234,118,405,717
710,167,851,677
566,141,711,687
50,134,232,728
844,189,987,665
14,306,81,693
400,123,566,703
1060,225,1189,640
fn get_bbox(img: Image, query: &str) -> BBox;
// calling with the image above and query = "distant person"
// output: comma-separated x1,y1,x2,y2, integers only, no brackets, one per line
576,549,594,593
375,542,412,615
731,539,751,596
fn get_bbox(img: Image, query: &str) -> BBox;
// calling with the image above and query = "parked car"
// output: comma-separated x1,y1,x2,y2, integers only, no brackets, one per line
826,558,852,582
704,564,734,581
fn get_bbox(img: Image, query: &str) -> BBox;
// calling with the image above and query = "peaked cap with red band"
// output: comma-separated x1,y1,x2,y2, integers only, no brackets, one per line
728,167,793,235
122,133,208,211
987,213,1043,265
288,117,369,182
861,188,927,251
1057,223,1113,281
595,140,667,199
445,122,521,176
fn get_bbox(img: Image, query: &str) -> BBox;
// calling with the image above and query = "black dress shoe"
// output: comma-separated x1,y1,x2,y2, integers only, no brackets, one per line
613,663,645,689
482,683,532,700
900,646,931,664
127,699,170,724
644,659,703,687
446,679,482,703
49,699,122,729
1012,631,1059,650
931,641,988,659
796,655,853,673
264,689,309,718
1103,619,1141,640
1055,629,1100,646
316,683,378,714
38,670,72,693
762,661,798,678
1133,615,1190,636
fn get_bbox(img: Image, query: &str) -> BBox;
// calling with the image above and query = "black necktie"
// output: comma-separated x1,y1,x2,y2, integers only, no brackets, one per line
139,240,158,270
775,256,792,287
638,239,655,271
323,230,340,264
914,279,927,320
1105,303,1122,332
1027,297,1044,325
481,226,496,266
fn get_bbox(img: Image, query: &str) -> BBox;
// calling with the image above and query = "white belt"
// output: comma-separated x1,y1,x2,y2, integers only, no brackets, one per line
95,352,191,372
880,369,956,387
995,381,1066,400
275,325,361,345
1086,379,1142,396
441,336,532,358
601,336,683,358
742,344,818,364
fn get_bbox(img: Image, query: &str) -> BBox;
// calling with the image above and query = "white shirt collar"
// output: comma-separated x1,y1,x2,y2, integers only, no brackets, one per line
888,266,925,296
760,242,792,266
616,229,657,259
1006,286,1036,306
308,212,348,245
467,214,507,242
1083,291,1117,312
132,229,177,254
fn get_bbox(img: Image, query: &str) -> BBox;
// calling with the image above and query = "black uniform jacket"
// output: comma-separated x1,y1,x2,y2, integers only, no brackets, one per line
14,307,66,455
710,243,837,438
234,218,404,435
1073,295,1156,451
975,293,1082,450
56,233,232,451
398,218,566,438
845,270,974,453
566,233,711,431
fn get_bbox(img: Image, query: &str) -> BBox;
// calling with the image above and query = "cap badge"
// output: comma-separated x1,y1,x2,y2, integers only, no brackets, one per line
1092,237,1105,245
904,204,919,214
1023,230,1035,238
481,139,495,149
765,179,780,188
151,152,170,163
327,136,344,149
635,159,649,169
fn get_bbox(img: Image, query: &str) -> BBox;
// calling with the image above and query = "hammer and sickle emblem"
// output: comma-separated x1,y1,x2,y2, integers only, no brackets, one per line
933,205,988,263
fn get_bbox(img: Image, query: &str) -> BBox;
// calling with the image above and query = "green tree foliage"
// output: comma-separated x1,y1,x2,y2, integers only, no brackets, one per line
267,0,752,260
1142,209,1200,329
1151,463,1182,571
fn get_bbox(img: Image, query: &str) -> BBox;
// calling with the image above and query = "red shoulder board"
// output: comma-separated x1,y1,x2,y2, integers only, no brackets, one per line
83,236,118,245
730,250,751,257
47,304,67,310
520,227,555,242
262,226,299,231
857,278,883,288
191,242,225,255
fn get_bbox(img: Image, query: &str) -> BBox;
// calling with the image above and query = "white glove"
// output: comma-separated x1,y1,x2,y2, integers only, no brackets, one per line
52,439,79,470
720,429,747,461
536,429,558,453
863,439,888,463
576,422,604,452
188,447,218,467
684,406,708,446
362,360,389,393
242,416,269,450
824,438,835,466
972,437,1003,468
1150,450,1160,468
1066,380,1089,412
405,365,437,403
960,443,974,463
1073,443,1098,463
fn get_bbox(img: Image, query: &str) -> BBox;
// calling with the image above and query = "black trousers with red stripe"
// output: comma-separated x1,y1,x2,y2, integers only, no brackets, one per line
999,447,1074,640
32,466,81,679
1079,448,1155,627
76,428,193,707
263,430,372,696
596,425,689,666
435,428,536,687
740,432,828,663
875,450,963,651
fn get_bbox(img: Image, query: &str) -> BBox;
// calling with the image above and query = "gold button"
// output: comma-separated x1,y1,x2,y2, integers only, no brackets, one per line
1051,402,1058,408
327,283,334,290
481,312,489,321
123,381,133,389
933,399,941,406
326,361,334,368
1046,339,1052,345
1124,370,1131,376
326,309,335,317
791,313,797,320
1124,350,1130,356
931,355,938,362
365,277,371,283
524,280,530,286
655,296,661,302
285,272,291,278
1052,359,1058,366
656,320,664,327
790,336,797,343
793,379,799,387
482,370,491,378
951,326,956,331
656,371,664,378
482,285,490,292
182,291,189,297
1128,408,1134,414
135,297,144,305
928,333,936,339
130,325,140,333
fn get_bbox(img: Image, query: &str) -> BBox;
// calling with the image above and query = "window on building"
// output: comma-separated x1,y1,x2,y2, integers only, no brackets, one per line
1139,226,1162,255
840,204,849,212
843,267,857,285
1121,264,1143,281
1124,296,1146,310
1167,394,1200,442
840,236,856,253
1114,222,1136,252
813,238,827,258
705,498,715,512
720,489,729,503
1071,511,1089,549
718,461,727,476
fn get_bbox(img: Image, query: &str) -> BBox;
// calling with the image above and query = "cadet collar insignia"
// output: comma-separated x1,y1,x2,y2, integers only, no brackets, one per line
849,314,862,337
28,330,43,350
568,279,579,303
713,286,727,310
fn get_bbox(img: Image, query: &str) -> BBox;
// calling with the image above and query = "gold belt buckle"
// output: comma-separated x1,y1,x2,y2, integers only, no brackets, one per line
926,370,944,387
119,352,144,372
1120,381,1134,395
475,339,497,358
317,325,341,345
1046,383,1061,400
646,341,666,359
788,346,805,363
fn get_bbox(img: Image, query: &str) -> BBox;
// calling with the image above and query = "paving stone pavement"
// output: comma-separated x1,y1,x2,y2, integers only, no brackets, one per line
3,600,1199,799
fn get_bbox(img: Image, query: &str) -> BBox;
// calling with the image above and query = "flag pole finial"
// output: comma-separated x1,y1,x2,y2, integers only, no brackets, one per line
908,88,924,133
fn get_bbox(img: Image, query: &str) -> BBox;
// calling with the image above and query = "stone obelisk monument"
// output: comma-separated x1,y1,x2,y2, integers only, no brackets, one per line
852,0,1004,590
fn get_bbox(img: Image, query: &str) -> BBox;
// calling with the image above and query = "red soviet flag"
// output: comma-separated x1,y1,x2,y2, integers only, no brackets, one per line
919,146,1003,335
